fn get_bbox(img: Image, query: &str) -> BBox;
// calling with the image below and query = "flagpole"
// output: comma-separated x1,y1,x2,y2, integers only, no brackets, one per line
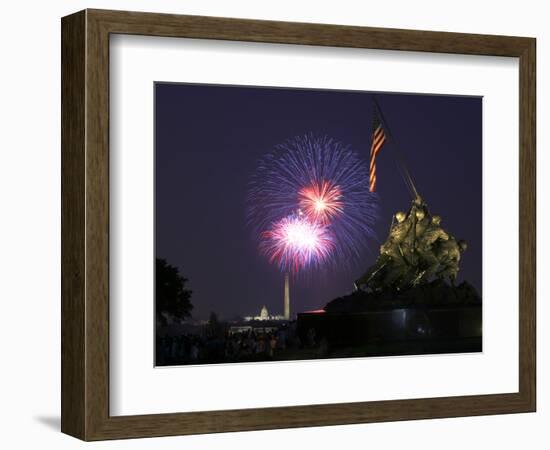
372,96,419,200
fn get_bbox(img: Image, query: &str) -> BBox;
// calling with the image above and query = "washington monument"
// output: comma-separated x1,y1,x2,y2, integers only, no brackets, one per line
284,272,290,320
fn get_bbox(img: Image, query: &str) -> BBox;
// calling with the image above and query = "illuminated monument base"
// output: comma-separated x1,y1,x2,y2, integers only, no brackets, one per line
296,280,482,357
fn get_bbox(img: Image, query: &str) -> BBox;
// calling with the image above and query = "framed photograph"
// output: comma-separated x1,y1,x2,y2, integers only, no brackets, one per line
61,9,536,440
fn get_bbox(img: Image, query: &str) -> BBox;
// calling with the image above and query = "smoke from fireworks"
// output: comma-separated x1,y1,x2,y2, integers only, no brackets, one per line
247,134,379,273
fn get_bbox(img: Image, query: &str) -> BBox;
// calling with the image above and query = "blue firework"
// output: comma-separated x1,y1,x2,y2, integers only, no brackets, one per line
247,134,379,272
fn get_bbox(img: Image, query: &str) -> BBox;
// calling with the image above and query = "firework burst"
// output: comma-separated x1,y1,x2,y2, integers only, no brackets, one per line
298,179,344,224
261,214,334,272
247,134,379,273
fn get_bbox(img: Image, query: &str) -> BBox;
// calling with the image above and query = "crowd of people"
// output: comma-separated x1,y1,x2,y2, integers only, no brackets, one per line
156,325,310,366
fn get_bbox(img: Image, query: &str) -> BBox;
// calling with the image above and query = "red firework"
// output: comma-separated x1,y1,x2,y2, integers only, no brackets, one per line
298,180,344,224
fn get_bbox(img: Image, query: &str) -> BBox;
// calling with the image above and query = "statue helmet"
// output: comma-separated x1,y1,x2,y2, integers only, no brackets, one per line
395,211,406,223
432,215,442,225
415,209,426,220
458,240,468,251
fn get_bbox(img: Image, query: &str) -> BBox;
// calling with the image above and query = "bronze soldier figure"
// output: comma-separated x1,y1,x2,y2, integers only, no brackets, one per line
415,215,449,283
355,210,410,290
355,195,468,292
434,238,467,285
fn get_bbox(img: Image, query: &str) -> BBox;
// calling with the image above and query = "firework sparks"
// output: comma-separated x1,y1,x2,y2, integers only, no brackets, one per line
298,180,343,223
261,214,334,272
247,134,379,272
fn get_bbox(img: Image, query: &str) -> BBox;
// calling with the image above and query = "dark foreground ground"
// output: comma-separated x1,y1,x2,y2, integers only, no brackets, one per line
156,332,481,367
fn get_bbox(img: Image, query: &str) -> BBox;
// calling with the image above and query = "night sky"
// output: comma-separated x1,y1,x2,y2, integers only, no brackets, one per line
155,83,482,320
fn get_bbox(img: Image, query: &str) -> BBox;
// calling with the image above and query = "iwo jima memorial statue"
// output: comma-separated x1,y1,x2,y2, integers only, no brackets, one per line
297,101,482,357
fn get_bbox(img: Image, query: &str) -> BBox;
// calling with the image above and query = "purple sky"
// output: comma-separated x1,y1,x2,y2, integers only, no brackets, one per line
155,83,482,320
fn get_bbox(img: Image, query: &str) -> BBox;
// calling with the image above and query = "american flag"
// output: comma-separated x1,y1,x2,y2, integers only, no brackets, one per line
369,108,387,192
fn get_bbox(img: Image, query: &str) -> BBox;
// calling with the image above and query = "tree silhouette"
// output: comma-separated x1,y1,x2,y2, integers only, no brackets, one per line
156,258,193,326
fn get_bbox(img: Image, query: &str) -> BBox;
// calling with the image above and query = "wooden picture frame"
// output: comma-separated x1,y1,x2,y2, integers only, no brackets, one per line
61,9,536,441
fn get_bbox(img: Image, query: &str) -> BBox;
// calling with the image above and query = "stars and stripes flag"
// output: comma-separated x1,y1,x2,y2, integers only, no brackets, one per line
369,108,387,192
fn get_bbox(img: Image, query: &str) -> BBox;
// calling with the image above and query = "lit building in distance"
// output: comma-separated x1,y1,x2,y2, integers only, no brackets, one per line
243,305,285,322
